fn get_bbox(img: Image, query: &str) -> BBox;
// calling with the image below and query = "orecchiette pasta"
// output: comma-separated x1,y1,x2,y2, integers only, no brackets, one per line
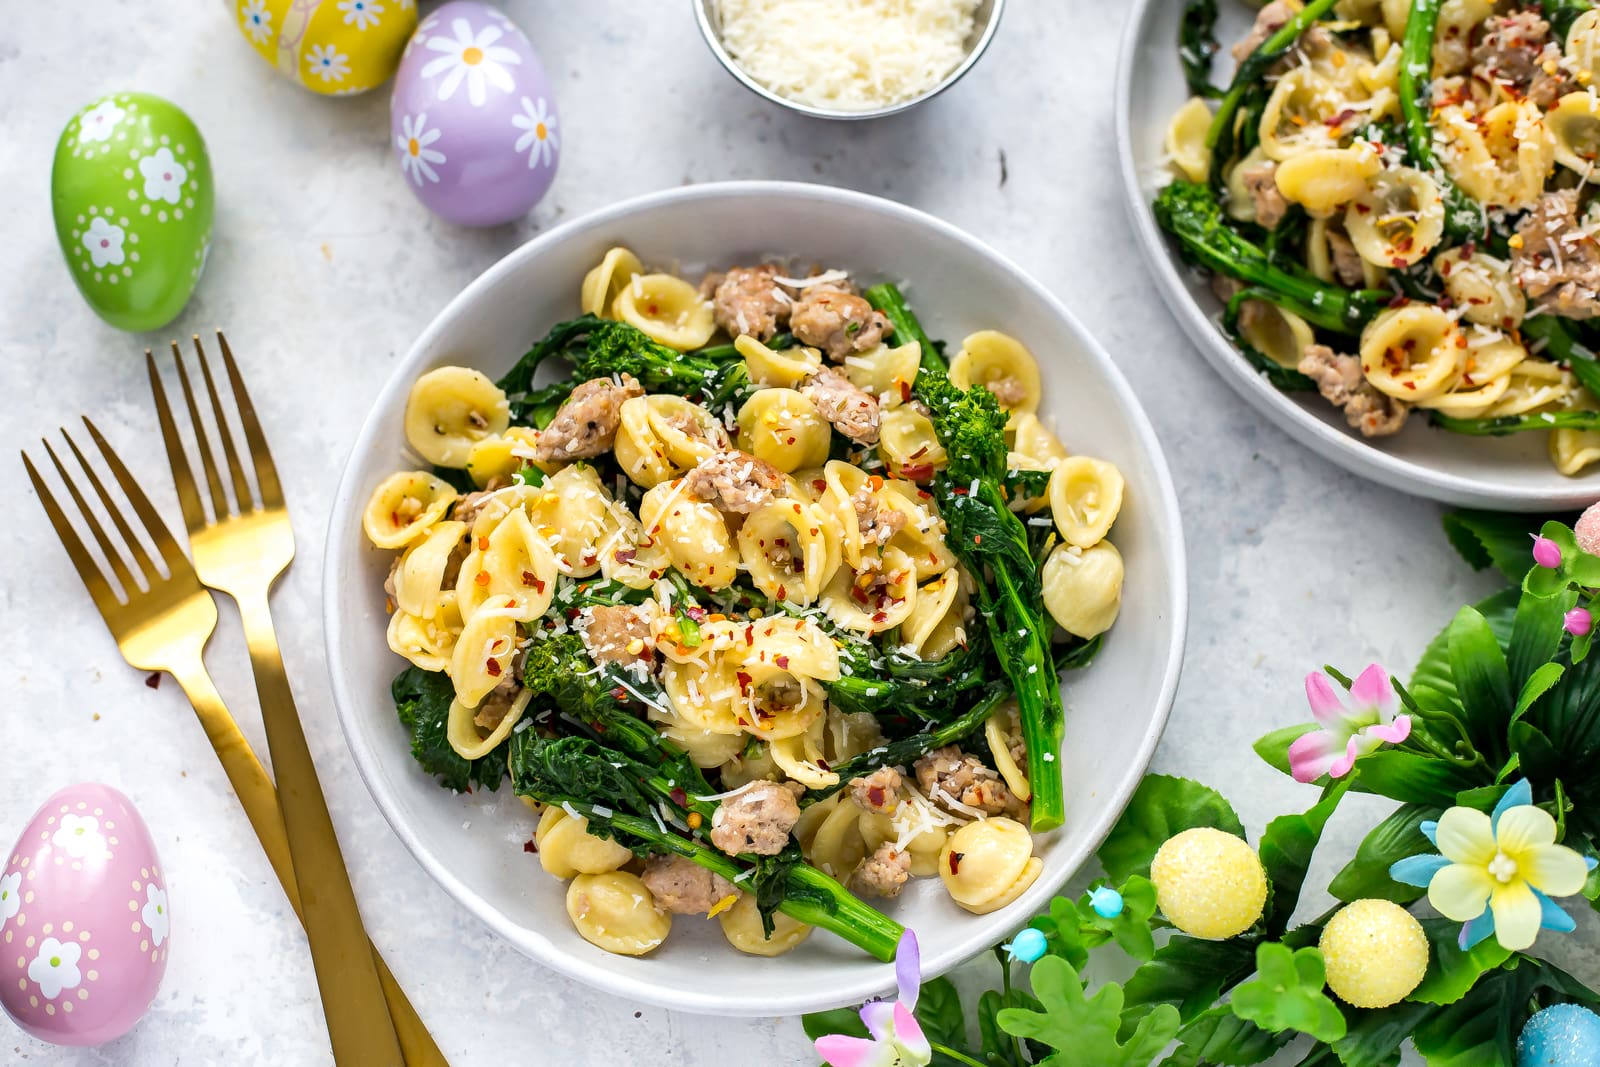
446,689,531,760
719,892,812,956
1344,167,1446,269
448,603,521,708
362,470,458,549
1164,96,1213,184
841,340,922,404
984,702,1031,803
1042,541,1124,640
878,405,948,479
640,479,740,590
538,807,634,879
1274,145,1381,216
1048,456,1125,548
736,388,832,472
1236,300,1316,369
566,872,671,956
1548,92,1600,175
612,273,716,351
1358,304,1464,402
738,334,822,388
1435,101,1553,210
392,520,466,618
737,497,839,604
821,546,919,635
580,246,643,318
1568,9,1600,76
1435,248,1525,330
949,331,1042,414
614,394,729,487
938,817,1043,914
403,366,511,467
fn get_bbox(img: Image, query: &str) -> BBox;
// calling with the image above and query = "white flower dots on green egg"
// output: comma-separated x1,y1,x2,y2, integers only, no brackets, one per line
50,93,213,332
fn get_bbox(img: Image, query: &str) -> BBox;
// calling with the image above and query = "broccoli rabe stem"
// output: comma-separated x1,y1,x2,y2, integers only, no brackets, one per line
1399,0,1488,242
865,283,946,374
1430,410,1600,435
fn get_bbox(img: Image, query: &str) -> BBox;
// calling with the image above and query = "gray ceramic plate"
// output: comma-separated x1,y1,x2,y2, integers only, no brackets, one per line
1115,0,1600,510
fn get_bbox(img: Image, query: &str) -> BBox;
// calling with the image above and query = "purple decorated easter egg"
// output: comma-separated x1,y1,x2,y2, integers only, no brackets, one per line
0,784,168,1046
390,1,560,226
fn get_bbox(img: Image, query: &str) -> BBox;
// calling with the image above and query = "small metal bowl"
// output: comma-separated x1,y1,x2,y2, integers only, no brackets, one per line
693,0,1004,120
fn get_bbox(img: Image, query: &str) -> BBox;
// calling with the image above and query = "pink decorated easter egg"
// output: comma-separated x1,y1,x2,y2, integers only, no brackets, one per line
0,784,168,1046
389,0,561,226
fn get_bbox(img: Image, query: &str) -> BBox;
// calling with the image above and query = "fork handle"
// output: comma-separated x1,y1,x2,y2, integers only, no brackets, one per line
169,661,431,1066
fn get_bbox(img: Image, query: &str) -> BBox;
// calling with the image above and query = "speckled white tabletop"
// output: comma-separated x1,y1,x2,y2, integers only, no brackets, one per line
3,3,1595,1065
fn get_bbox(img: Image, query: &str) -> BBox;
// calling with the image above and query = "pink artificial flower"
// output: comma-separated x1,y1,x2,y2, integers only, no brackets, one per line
1288,664,1412,783
1578,504,1600,557
1566,608,1592,637
1533,535,1563,569
816,931,931,1067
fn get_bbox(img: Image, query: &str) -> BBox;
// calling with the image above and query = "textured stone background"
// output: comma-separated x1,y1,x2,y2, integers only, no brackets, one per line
2,3,1591,1064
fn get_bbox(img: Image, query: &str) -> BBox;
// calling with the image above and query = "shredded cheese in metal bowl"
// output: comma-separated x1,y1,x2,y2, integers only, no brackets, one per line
714,0,982,112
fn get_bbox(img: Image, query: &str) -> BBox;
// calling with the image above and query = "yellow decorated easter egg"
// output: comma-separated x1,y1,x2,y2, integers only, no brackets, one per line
1149,827,1268,940
230,0,417,96
1320,899,1429,1009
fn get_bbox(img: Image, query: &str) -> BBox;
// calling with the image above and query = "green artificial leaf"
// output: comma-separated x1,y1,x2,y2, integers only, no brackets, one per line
1509,721,1562,787
1253,724,1315,778
977,989,1023,1067
1446,606,1514,765
1514,662,1566,723
1082,876,1159,963
1407,917,1512,1005
1411,965,1539,1066
916,977,968,1054
1410,587,1519,713
1526,647,1600,770
1098,774,1245,883
997,957,1181,1067
1229,943,1347,1043
1031,896,1090,971
1123,936,1259,1022
1352,751,1478,807
1441,511,1553,582
1258,779,1351,935
801,1006,869,1043
1331,1001,1440,1067
1328,803,1442,904
1175,1007,1288,1066
1508,586,1577,692
1547,520,1600,588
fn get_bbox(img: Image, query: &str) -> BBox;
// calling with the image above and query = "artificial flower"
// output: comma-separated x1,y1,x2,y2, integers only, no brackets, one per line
1533,535,1563,569
78,99,125,144
815,930,931,1067
51,812,106,858
1287,664,1411,783
1390,780,1597,951
1088,885,1124,919
1002,928,1047,963
1565,608,1592,637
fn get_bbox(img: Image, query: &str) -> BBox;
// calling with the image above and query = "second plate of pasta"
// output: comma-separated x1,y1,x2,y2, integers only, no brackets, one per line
324,181,1184,1016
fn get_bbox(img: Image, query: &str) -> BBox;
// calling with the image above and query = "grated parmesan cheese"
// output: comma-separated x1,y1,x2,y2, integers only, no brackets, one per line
714,0,981,112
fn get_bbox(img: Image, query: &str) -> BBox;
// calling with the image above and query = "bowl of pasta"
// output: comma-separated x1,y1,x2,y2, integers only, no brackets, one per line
324,180,1185,1015
1118,0,1600,510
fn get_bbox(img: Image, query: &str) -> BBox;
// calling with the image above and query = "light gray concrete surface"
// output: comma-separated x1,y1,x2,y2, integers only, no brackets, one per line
1,3,1591,1064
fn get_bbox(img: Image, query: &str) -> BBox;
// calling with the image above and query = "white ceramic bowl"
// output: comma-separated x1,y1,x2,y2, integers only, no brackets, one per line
324,181,1186,1016
1116,0,1600,511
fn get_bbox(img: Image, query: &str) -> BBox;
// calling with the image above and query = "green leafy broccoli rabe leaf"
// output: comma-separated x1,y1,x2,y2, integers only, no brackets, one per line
392,666,508,793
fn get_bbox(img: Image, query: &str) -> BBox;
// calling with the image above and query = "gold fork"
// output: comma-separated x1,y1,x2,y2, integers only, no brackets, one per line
146,333,406,1066
23,423,444,1066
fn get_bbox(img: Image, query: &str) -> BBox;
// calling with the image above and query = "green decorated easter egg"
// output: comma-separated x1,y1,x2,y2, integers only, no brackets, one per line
51,93,214,332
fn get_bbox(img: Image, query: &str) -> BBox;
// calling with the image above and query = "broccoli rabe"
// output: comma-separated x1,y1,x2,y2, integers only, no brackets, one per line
392,666,509,793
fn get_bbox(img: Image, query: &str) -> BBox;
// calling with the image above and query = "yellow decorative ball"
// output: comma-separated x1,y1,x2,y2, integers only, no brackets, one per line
228,0,418,96
1319,899,1430,1009
1149,827,1268,940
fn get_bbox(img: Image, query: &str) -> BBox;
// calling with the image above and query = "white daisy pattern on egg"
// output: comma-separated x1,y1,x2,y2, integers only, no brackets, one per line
307,42,352,84
397,113,445,186
139,147,188,205
239,0,272,43
51,812,108,857
511,97,559,170
78,100,126,145
0,871,20,925
142,883,170,947
338,0,383,30
27,938,82,1000
420,16,520,107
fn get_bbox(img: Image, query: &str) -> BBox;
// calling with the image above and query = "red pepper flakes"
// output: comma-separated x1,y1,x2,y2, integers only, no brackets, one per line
611,686,629,701
816,758,830,771
145,672,162,689
736,670,754,692
1386,292,1408,309
867,786,885,807
776,584,787,601
521,570,538,586
486,658,503,677
686,606,708,622
615,548,638,565
523,839,539,854
670,787,688,807
948,851,964,874
898,380,912,404
775,654,790,669
900,463,934,480
475,571,492,587
478,536,490,551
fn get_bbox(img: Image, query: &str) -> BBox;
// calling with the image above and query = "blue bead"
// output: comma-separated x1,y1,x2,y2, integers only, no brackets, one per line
1004,928,1047,963
1089,886,1124,919
1517,1004,1600,1067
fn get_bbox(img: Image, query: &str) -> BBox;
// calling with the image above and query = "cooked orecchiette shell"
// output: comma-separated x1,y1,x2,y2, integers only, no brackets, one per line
1434,248,1525,330
802,793,869,881
738,497,839,604
738,334,822,388
448,604,521,708
566,871,671,956
1481,359,1576,418
363,470,458,549
657,711,748,768
458,508,558,621
878,481,957,580
404,366,511,468
537,806,634,879
770,715,838,788
858,808,951,878
1236,299,1316,369
615,394,729,487
611,273,716,351
639,479,740,590
1305,218,1386,289
1414,336,1525,419
938,817,1043,915
580,246,644,318
878,405,948,479
900,569,964,659
1273,144,1381,216
949,331,1042,414
465,427,553,488
1259,67,1343,161
736,388,833,472
1433,0,1494,73
1049,456,1125,549
524,464,620,578
1568,9,1600,76
386,605,458,672
597,505,673,589
842,341,922,405
1008,413,1068,469
821,546,919,635
1042,541,1125,640
1165,96,1213,184
1548,91,1600,175
392,520,466,618
1435,101,1553,210
1344,167,1445,268
1358,304,1463,401
717,740,781,787
446,689,531,761
1226,147,1274,224
1552,397,1600,477
661,658,743,733
719,892,812,956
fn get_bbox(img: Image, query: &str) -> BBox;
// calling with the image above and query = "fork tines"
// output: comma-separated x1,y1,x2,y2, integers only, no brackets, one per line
22,419,190,613
149,332,284,531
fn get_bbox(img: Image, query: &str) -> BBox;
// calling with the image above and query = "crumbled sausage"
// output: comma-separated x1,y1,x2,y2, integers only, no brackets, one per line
639,854,737,915
914,745,1022,818
850,485,907,550
852,842,912,899
1470,13,1572,107
1241,161,1288,230
1298,344,1410,437
1513,190,1600,319
710,781,804,856
451,489,496,527
802,367,881,444
1326,229,1367,288
474,659,525,729
580,605,653,668
788,288,892,361
1230,0,1330,64
702,264,793,341
983,376,1030,409
532,373,645,462
682,450,785,514
848,767,903,815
